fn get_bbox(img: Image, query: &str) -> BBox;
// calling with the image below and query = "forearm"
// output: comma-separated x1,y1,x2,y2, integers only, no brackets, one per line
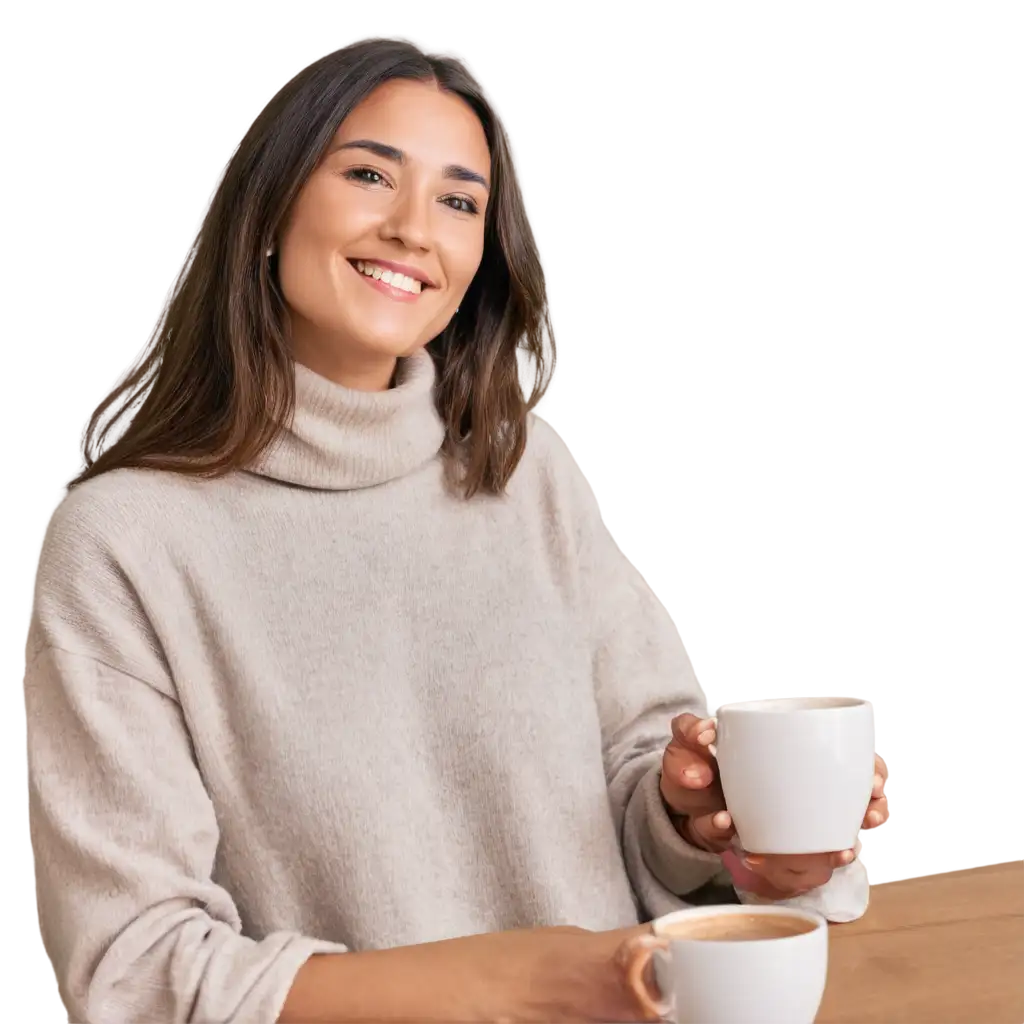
278,939,490,1024
279,925,652,1024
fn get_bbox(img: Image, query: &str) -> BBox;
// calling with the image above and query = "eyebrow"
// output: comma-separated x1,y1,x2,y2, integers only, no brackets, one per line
331,138,490,191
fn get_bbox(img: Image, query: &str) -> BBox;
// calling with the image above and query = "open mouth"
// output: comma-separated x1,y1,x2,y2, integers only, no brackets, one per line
348,258,431,297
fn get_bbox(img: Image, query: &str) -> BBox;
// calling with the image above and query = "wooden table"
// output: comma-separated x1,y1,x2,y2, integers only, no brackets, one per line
817,861,1024,1023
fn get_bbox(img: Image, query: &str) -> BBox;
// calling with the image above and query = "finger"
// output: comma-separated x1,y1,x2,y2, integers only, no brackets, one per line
688,809,735,851
691,717,718,749
863,795,889,828
660,764,724,819
875,753,888,784
671,714,718,751
663,742,716,790
660,738,724,817
742,852,845,873
872,770,886,799
832,848,858,868
670,713,703,746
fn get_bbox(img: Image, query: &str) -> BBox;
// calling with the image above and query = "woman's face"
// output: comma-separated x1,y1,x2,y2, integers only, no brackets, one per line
277,78,491,389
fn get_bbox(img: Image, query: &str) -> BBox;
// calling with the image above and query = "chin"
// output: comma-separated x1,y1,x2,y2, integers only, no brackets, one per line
358,334,425,361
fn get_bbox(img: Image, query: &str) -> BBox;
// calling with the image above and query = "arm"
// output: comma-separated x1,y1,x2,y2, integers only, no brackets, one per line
542,423,730,918
25,642,348,1023
26,644,655,1024
544,420,871,922
588,556,733,918
24,489,652,1023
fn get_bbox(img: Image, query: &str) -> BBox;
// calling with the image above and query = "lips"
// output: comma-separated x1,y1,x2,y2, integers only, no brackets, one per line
350,259,423,295
348,258,431,303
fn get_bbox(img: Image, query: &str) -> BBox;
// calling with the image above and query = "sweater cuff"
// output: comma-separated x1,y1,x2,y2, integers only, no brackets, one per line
240,933,350,1024
634,765,725,897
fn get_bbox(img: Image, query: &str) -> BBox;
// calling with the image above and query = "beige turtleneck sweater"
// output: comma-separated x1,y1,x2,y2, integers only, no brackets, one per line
24,348,867,1023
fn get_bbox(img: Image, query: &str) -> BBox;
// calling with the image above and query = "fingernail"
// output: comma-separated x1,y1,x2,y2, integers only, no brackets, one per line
712,811,731,829
745,855,765,866
683,768,703,781
838,849,855,865
697,729,716,745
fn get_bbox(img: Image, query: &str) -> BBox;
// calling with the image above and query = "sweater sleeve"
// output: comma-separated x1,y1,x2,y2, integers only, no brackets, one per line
23,489,346,1024
22,485,350,1024
537,422,730,918
540,419,871,923
578,512,734,918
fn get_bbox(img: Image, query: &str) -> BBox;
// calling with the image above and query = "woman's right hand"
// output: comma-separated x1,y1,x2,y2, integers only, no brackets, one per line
280,921,660,1023
446,923,661,1023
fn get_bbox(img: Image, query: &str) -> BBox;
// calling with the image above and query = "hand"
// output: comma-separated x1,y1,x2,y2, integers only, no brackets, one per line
863,753,890,829
481,923,659,1023
659,712,734,852
734,755,889,898
660,713,891,899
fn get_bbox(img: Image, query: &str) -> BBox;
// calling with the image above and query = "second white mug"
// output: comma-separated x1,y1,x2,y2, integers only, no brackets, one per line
620,904,829,1023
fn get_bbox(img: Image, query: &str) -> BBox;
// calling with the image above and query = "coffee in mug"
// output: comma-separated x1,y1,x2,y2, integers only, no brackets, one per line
620,905,828,1024
714,696,875,855
659,911,818,942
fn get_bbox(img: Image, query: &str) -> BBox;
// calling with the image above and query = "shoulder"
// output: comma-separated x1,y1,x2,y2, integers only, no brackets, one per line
41,467,195,567
509,412,603,526
520,413,593,493
30,468,211,680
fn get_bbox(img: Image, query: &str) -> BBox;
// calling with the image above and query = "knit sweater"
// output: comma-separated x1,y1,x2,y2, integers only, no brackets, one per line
24,347,867,1023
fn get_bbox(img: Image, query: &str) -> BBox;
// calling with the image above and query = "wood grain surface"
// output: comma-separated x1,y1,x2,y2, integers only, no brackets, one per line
817,861,1024,1023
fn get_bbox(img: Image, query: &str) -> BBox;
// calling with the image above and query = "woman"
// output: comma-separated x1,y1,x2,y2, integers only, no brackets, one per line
24,38,889,1023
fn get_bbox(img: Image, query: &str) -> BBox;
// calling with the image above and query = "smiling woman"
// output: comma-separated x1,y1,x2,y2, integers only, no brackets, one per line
24,35,872,1024
70,38,552,499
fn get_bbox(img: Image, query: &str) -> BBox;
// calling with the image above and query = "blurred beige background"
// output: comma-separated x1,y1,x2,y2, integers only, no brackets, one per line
2,2,1021,1019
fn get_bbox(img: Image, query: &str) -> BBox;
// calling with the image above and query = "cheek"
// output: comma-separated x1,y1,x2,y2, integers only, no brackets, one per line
441,229,486,293
289,177,380,253
280,191,381,309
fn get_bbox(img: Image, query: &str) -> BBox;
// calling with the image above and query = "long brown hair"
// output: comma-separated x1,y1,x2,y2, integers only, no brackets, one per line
70,38,555,499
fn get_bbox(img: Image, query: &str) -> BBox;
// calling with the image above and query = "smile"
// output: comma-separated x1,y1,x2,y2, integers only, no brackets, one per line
349,258,428,300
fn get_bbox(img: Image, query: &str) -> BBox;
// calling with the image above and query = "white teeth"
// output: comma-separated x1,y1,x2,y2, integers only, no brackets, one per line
354,260,424,294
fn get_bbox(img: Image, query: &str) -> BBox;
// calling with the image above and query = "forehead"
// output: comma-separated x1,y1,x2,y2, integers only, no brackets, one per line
330,78,490,169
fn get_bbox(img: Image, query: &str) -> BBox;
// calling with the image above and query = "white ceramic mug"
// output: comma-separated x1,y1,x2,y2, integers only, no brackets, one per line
714,696,875,855
620,904,829,1023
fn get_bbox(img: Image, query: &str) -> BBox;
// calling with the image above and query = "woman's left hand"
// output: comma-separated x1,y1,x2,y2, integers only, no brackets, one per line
726,754,890,899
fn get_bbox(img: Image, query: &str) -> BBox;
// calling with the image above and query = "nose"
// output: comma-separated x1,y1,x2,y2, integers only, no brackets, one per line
380,181,432,253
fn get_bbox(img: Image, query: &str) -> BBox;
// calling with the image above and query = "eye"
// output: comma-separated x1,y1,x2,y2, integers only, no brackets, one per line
441,194,480,215
343,166,392,188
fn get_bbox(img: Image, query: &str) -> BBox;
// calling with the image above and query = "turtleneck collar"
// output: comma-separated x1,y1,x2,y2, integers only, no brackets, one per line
249,346,446,490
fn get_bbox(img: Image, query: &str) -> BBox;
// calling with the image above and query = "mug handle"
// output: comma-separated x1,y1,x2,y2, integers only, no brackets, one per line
620,933,674,1021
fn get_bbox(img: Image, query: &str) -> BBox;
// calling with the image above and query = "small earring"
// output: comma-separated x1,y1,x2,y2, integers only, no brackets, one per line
455,306,460,313
266,246,274,258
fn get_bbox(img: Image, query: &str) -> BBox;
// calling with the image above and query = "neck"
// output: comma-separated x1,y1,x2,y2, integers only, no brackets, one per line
288,320,401,392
